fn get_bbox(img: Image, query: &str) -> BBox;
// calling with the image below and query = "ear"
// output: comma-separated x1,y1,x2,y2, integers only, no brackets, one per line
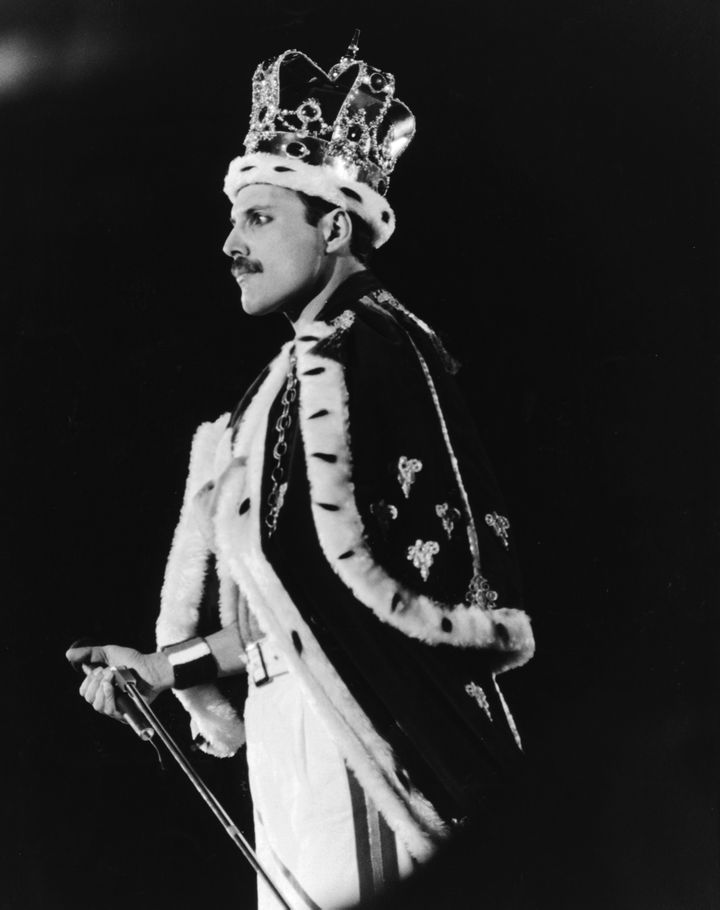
322,208,353,254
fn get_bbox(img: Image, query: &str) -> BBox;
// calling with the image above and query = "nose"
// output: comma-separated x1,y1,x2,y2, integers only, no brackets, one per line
222,224,249,259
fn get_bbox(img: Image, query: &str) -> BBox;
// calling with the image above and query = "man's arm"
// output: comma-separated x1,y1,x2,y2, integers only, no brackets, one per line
66,623,246,723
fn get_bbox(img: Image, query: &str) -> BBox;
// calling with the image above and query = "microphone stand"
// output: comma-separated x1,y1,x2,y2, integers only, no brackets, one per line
112,667,293,910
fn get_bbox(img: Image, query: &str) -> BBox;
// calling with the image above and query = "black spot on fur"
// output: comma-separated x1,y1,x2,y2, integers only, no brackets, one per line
495,623,509,646
312,452,337,463
291,631,303,654
338,550,355,560
274,165,294,172
298,335,319,342
317,502,340,511
391,592,402,612
340,186,363,203
303,367,325,376
238,498,251,515
441,617,453,633
381,210,390,223
240,165,256,172
205,481,215,490
309,409,329,419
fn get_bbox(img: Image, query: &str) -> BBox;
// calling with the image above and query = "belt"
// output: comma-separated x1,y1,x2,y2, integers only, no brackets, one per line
245,637,289,687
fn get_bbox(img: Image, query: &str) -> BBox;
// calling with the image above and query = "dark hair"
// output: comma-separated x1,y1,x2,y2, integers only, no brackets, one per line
295,190,374,265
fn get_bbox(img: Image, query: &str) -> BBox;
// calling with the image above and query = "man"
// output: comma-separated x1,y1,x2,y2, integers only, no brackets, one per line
68,38,534,910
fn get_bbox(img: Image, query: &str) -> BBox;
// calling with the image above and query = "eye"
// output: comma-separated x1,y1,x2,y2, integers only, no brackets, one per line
250,212,271,226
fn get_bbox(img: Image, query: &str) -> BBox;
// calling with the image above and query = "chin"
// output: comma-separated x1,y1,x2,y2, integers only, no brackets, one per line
241,292,283,317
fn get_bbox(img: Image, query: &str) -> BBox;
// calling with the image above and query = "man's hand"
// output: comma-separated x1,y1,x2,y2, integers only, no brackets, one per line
65,644,174,724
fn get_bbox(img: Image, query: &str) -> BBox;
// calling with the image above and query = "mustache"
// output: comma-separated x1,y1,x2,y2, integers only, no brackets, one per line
231,258,262,278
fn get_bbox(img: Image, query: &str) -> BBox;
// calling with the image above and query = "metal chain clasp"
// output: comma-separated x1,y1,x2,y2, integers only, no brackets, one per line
265,349,298,535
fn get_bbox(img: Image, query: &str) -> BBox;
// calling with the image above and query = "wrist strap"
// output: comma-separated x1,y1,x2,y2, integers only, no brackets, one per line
161,637,218,690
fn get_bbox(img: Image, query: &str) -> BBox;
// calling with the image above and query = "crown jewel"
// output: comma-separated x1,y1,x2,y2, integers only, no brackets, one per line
242,35,415,197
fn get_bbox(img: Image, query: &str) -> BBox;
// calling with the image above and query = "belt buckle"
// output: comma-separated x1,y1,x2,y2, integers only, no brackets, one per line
246,641,271,686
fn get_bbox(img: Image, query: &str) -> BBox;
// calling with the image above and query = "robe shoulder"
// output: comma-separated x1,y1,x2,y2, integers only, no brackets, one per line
293,292,531,666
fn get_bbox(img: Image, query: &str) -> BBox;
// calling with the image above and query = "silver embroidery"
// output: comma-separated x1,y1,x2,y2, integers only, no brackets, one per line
370,500,398,535
407,539,440,581
399,336,483,591
466,572,499,609
268,482,288,526
494,677,523,751
465,682,492,721
436,502,461,539
374,289,437,341
485,512,510,548
331,309,356,333
266,351,297,536
397,456,423,498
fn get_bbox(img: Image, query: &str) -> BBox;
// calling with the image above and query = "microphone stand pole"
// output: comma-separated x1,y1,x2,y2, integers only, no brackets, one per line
112,668,293,910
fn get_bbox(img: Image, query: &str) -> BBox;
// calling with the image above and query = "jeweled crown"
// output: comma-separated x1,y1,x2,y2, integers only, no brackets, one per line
242,33,415,197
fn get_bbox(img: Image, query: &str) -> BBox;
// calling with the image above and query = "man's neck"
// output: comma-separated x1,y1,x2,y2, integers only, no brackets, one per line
290,258,365,332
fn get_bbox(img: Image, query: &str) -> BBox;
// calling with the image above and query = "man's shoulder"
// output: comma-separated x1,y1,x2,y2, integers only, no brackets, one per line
318,285,459,381
354,287,406,335
319,286,413,357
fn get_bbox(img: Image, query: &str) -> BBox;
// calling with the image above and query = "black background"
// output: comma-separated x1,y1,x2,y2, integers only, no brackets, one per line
3,1,718,908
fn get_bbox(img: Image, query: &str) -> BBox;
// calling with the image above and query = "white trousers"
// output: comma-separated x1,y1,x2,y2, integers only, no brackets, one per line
244,659,413,910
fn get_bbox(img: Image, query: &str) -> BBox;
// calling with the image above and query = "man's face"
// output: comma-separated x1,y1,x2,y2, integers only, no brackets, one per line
222,183,328,317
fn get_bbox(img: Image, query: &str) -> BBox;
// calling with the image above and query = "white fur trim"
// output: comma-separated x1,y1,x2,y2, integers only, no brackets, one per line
156,416,229,647
224,152,396,248
155,414,246,757
213,342,446,861
295,321,536,671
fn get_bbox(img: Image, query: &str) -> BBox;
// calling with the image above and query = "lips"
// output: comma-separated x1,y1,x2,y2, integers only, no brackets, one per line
231,263,260,283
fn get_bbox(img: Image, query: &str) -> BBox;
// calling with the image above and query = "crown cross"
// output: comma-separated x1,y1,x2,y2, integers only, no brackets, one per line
344,28,361,61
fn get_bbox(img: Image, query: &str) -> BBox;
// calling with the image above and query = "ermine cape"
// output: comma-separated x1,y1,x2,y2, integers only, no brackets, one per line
156,271,534,860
